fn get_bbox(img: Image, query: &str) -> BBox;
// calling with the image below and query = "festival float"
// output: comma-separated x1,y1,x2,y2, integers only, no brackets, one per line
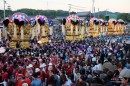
65,14,80,40
107,18,117,35
34,15,49,43
88,17,99,37
107,18,125,35
117,19,125,35
9,12,29,48
9,12,29,39
34,15,48,37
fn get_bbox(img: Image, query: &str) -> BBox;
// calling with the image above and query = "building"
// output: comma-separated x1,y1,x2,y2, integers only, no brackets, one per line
55,11,93,21
104,14,117,21
77,11,93,20
55,16,67,20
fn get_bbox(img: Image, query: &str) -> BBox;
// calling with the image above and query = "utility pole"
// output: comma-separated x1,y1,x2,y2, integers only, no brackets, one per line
3,0,6,19
3,0,6,40
105,9,108,15
68,4,71,15
98,8,99,18
7,5,11,10
92,0,95,17
47,1,48,10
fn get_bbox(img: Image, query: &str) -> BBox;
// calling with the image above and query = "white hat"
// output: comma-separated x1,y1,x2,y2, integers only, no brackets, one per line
0,47,6,53
39,59,42,62
33,59,37,62
78,51,82,55
88,74,92,78
40,63,46,68
28,64,33,68
104,59,108,62
49,63,52,66
35,68,40,72
110,47,112,50
48,66,52,70
38,40,42,44
49,40,51,43
26,66,30,69
44,53,47,55
126,40,130,44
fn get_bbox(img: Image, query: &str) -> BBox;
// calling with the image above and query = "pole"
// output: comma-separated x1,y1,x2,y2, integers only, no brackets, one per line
98,8,99,18
92,0,95,17
4,0,5,19
0,29,1,41
106,9,107,15
94,7,95,17
47,1,48,10
3,0,6,40
68,4,71,15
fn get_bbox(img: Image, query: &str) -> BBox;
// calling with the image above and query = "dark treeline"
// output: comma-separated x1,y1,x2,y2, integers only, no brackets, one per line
0,8,69,19
0,8,130,22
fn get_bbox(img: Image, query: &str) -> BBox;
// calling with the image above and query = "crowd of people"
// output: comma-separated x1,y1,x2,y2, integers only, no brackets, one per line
0,35,130,86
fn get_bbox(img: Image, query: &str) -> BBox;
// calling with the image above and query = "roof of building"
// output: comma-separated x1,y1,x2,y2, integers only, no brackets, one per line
77,11,92,17
105,14,117,19
55,16,67,20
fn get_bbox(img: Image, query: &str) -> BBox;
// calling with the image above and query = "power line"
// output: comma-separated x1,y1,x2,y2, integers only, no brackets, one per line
68,4,87,14
92,0,95,17
71,7,86,11
69,4,87,9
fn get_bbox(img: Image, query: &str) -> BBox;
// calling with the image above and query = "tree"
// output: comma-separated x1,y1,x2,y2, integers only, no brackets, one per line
95,14,105,19
0,9,69,19
117,13,130,22
70,11,76,15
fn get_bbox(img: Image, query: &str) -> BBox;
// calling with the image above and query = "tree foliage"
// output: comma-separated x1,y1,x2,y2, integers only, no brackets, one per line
95,14,105,19
117,13,130,22
0,8,69,19
0,8,130,23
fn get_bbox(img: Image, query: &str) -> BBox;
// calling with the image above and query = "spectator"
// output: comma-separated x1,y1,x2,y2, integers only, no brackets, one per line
31,72,42,86
17,76,29,86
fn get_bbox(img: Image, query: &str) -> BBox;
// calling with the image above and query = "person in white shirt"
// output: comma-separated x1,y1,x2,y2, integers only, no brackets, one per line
65,75,72,86
87,46,92,53
92,56,96,64
96,60,103,71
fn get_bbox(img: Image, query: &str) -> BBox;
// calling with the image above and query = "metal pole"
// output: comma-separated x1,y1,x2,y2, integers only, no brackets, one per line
94,7,95,17
92,0,95,17
3,0,5,40
106,9,107,15
46,0,48,14
68,4,71,15
3,0,5,19
98,8,99,18
92,0,93,13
